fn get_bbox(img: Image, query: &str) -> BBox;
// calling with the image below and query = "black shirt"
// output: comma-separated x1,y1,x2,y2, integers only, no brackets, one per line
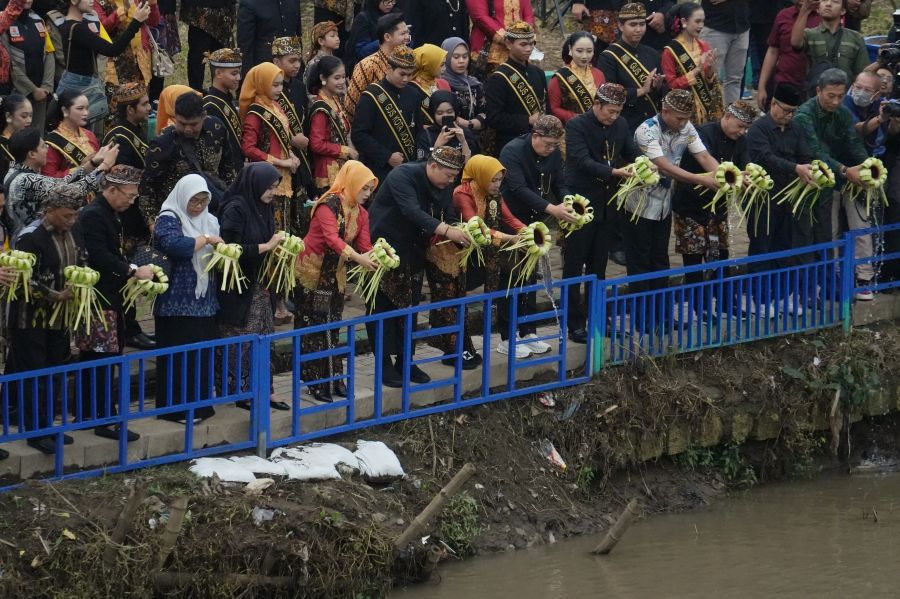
404,0,469,47
498,134,568,229
746,113,812,193
598,39,666,131
235,0,301,76
701,0,750,34
367,161,456,271
103,118,151,242
564,110,640,206
637,0,676,51
485,58,548,155
7,11,47,87
59,17,141,76
78,195,131,311
673,121,750,220
351,78,419,183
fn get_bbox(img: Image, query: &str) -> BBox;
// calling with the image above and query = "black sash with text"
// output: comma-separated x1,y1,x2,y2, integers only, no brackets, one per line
204,94,242,148
492,63,541,115
361,83,415,160
45,130,88,169
604,43,658,113
103,125,148,168
664,40,716,116
553,67,593,113
277,94,311,175
309,100,348,146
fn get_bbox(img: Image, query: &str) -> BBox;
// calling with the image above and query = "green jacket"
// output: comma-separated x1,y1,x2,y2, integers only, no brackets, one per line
793,97,869,178
800,24,870,82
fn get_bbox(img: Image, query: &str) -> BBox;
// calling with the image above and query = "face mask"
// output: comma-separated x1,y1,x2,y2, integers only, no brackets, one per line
850,89,874,108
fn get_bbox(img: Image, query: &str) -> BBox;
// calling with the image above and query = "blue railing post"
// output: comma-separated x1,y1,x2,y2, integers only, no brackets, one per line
254,336,271,457
841,231,855,334
591,278,607,376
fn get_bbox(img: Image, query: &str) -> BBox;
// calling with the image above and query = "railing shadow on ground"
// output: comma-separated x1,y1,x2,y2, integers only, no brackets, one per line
0,224,897,487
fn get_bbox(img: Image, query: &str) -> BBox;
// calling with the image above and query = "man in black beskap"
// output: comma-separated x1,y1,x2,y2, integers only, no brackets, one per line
498,115,576,357
484,21,547,156
365,147,469,388
203,48,245,176
746,82,815,274
236,0,301,78
351,45,419,185
598,3,668,132
564,83,641,343
403,0,468,47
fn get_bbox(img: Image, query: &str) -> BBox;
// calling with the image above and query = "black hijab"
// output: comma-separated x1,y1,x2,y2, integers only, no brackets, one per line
428,90,458,125
220,162,281,245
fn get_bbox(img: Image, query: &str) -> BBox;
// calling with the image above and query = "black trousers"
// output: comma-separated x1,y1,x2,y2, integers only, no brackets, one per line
623,212,672,293
187,26,224,91
365,270,424,365
5,328,71,433
155,315,217,421
562,209,613,331
79,312,125,423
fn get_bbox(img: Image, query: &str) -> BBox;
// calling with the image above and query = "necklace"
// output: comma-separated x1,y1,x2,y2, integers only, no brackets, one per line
445,0,460,13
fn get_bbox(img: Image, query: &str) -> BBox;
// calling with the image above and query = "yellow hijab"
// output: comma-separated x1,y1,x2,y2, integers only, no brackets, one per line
319,160,378,208
239,63,284,119
462,155,505,195
413,44,447,88
156,85,200,135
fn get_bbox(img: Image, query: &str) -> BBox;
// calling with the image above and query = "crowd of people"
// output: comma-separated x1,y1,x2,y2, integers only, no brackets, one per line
0,0,898,459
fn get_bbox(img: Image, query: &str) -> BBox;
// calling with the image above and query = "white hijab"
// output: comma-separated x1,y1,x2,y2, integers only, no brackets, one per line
158,174,220,299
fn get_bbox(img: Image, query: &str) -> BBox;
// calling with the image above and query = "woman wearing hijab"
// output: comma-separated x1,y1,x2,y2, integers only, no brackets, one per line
155,84,199,134
216,163,287,410
153,174,224,423
294,160,378,403
428,154,525,365
439,37,486,133
415,90,477,162
409,44,450,128
240,63,302,237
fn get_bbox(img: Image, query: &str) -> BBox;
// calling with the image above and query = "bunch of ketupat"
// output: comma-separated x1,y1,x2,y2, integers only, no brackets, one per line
262,231,304,298
121,264,169,313
609,156,660,222
503,221,552,290
558,194,595,237
205,243,247,293
0,249,36,302
50,265,106,334
349,237,400,309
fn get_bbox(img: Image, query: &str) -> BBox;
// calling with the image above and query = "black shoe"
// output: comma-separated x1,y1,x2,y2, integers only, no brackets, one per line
126,333,156,350
94,425,140,442
235,400,252,411
0,447,7,460
409,364,431,384
269,401,290,411
610,250,627,266
568,328,588,344
311,387,333,403
27,436,58,454
332,381,347,397
382,362,403,388
441,351,482,370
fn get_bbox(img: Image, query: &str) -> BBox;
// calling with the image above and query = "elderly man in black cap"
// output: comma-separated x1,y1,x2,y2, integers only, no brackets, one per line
564,83,642,343
498,114,577,357
352,45,420,184
484,21,548,156
77,165,153,443
366,146,470,388
629,89,719,299
746,82,816,313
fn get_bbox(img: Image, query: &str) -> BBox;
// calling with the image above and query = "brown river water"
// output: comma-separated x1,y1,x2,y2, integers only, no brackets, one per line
397,469,900,598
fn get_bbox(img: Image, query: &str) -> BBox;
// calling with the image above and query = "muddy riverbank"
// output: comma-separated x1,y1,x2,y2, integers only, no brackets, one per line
0,323,897,597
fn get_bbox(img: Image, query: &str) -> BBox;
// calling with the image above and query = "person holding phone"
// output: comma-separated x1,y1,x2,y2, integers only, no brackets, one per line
416,90,477,162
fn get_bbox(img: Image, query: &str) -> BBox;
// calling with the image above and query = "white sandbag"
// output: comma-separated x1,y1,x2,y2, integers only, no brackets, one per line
353,440,405,482
190,457,256,483
270,443,360,481
229,455,289,476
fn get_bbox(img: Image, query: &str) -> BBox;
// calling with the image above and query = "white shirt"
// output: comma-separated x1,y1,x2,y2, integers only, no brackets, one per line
629,115,707,221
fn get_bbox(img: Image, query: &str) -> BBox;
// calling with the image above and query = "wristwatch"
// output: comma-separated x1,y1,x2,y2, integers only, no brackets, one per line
128,263,138,277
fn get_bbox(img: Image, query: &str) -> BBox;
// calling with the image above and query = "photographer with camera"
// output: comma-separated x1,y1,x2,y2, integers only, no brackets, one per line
844,71,889,156
880,98,900,285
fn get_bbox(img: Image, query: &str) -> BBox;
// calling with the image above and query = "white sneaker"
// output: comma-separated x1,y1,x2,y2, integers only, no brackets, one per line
752,301,775,319
855,281,874,301
519,333,551,354
786,295,805,316
497,341,531,359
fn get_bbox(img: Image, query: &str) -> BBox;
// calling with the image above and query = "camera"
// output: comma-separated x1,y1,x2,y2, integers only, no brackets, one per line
878,43,900,69
882,99,900,119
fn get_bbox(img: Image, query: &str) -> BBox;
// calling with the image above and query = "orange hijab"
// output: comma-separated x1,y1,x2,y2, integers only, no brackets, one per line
156,85,200,135
317,160,378,211
239,63,284,120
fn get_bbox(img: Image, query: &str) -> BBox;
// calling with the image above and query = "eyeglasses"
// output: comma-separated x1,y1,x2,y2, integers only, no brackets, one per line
381,0,397,4
114,187,139,200
188,196,210,207
773,100,797,116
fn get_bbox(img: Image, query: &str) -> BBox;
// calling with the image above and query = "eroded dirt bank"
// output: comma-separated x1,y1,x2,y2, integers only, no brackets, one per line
0,324,897,598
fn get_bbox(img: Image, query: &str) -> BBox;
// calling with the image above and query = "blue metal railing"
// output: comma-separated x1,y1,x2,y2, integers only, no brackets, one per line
0,226,896,486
